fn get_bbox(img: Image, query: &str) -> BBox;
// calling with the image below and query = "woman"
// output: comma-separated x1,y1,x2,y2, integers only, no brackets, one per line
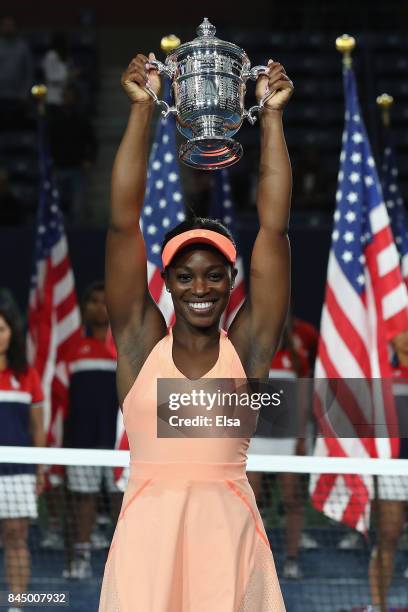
100,52,293,611
0,292,45,612
368,333,408,611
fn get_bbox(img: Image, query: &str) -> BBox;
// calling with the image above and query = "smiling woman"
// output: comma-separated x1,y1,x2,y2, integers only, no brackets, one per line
100,50,293,612
161,221,237,332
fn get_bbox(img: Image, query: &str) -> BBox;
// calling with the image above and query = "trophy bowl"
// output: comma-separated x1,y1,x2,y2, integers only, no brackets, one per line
145,18,270,171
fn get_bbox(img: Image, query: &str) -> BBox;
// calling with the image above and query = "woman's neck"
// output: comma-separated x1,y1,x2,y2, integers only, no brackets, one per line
172,321,220,351
0,354,8,371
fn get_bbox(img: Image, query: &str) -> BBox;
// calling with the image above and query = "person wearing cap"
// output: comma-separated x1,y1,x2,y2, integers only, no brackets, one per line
99,53,293,612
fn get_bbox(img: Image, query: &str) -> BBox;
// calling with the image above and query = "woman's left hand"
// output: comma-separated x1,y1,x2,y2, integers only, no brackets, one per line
255,60,294,111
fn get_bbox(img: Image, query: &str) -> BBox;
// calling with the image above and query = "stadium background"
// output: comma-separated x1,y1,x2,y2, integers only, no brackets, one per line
0,1,408,611
1,0,407,327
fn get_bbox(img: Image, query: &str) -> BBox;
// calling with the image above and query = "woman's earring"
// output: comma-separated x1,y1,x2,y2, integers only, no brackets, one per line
166,288,170,293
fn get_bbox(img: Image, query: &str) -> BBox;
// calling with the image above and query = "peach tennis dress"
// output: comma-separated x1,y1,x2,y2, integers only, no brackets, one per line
99,328,286,612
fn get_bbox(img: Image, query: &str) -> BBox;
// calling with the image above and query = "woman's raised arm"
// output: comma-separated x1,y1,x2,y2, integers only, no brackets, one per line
106,54,166,351
230,61,293,373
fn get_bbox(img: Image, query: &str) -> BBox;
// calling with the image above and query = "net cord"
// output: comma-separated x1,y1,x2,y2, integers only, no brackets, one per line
0,446,407,475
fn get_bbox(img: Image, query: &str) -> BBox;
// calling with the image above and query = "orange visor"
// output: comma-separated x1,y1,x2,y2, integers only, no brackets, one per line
161,229,237,268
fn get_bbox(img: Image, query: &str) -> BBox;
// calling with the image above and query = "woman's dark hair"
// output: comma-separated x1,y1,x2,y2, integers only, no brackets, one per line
0,290,28,375
161,216,235,254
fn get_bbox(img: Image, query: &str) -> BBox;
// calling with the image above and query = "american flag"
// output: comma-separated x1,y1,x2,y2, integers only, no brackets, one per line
210,170,245,329
114,84,185,488
382,133,408,285
310,65,408,532
27,119,82,447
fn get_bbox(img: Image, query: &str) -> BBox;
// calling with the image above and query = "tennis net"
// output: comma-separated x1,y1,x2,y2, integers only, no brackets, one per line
0,445,407,612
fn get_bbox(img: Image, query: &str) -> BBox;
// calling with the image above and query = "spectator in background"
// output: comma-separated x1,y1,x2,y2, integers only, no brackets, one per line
247,320,317,580
42,32,73,114
0,169,25,226
48,85,97,224
368,333,408,610
0,16,33,129
62,282,120,580
292,315,319,374
0,291,45,608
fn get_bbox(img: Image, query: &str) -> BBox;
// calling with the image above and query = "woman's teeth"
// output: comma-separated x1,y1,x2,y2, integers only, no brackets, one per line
188,302,213,310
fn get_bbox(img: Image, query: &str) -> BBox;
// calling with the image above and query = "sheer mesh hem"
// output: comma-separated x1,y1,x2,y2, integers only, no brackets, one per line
99,553,121,612
237,539,286,612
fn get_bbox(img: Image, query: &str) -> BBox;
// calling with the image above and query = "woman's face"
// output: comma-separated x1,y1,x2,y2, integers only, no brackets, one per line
166,248,234,328
0,315,11,356
82,290,109,328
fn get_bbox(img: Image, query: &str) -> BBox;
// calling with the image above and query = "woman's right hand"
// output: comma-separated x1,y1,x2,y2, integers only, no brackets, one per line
121,52,161,104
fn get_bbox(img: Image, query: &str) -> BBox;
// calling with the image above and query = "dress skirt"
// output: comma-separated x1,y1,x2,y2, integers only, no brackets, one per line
99,461,285,612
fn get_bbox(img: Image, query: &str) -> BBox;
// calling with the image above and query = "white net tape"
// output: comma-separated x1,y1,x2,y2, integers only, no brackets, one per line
0,445,407,475
0,445,407,612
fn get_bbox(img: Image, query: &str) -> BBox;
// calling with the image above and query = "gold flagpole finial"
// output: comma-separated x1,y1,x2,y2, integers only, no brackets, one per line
336,34,356,69
161,34,181,54
376,93,394,127
31,84,48,115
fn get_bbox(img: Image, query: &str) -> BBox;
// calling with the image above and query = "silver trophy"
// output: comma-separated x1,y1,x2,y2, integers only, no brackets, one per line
145,18,271,170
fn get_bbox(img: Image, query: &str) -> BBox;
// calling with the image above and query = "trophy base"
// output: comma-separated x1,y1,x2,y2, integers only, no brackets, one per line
179,136,243,171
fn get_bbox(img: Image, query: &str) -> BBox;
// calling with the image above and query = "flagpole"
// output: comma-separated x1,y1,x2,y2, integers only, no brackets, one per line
376,91,396,612
376,92,394,128
31,83,47,117
31,84,48,188
336,35,388,612
375,91,402,612
335,33,356,68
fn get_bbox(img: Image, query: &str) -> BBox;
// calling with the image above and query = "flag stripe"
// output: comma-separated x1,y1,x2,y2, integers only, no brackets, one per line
320,306,366,378
370,205,389,234
149,268,165,304
382,283,408,321
402,254,408,279
325,285,371,377
327,254,369,346
54,271,75,307
377,242,400,277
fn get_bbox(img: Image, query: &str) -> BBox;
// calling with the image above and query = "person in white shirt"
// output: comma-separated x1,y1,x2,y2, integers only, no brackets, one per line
42,32,71,109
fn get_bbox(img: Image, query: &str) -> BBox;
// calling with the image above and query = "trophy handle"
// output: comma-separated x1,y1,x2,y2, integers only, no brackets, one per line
144,60,177,118
243,65,272,125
